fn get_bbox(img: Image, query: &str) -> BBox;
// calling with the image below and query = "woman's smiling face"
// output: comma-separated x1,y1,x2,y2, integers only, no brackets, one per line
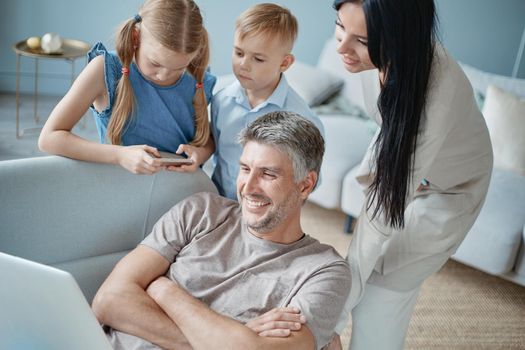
335,2,376,73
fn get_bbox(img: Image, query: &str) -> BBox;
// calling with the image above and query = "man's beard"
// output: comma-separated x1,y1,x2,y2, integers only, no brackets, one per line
240,189,301,234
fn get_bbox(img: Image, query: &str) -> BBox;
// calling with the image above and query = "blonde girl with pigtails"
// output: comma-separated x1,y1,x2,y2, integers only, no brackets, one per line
39,0,216,174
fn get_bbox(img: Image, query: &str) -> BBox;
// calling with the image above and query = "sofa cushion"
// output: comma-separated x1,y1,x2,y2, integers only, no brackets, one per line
309,115,374,209
0,156,217,287
341,165,366,218
213,61,345,108
453,169,525,274
482,85,525,175
285,61,345,107
459,62,525,99
0,157,217,265
55,251,127,303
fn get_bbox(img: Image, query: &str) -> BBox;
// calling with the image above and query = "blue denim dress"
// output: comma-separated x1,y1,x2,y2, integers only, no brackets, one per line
87,42,216,153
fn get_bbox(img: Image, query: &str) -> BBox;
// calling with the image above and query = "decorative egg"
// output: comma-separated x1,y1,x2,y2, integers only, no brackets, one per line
26,36,41,50
41,33,63,53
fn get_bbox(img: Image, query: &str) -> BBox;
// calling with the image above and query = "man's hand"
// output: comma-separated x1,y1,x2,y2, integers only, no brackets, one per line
245,307,306,337
145,278,315,350
147,276,177,301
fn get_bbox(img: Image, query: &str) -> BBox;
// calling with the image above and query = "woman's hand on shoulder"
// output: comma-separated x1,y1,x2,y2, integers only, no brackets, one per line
116,145,163,175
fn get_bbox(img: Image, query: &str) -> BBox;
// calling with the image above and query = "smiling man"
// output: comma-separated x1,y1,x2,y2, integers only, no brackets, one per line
92,111,351,350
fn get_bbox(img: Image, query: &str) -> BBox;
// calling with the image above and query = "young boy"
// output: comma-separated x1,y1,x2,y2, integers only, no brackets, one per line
211,3,325,200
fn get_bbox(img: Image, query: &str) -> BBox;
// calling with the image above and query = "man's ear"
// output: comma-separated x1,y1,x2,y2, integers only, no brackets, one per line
279,53,295,73
298,170,318,200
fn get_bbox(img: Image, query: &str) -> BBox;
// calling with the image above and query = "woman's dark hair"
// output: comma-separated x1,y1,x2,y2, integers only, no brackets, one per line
333,0,438,228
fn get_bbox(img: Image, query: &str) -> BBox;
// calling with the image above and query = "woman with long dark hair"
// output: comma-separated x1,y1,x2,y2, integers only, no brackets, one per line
330,0,493,348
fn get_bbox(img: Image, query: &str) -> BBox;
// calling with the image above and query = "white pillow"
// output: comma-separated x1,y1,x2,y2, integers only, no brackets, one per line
460,62,525,99
482,85,525,175
213,74,236,95
285,60,344,107
213,62,344,107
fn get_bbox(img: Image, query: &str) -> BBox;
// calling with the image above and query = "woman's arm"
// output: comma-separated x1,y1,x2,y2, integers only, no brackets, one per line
38,56,163,174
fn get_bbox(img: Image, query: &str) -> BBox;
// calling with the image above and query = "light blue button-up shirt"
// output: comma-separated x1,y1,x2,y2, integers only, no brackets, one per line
211,74,325,200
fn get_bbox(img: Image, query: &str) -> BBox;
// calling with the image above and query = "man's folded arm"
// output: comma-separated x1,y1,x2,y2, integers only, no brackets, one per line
147,277,316,350
92,245,191,350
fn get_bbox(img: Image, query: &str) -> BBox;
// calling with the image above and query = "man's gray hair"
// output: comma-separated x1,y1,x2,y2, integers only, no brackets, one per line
238,111,325,182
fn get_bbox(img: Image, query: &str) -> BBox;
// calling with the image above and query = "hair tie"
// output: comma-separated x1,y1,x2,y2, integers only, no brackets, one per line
121,67,130,76
134,14,142,23
195,82,204,89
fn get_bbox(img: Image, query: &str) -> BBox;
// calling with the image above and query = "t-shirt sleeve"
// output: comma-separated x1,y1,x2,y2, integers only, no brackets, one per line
289,261,351,350
87,42,122,114
140,192,219,262
140,201,193,262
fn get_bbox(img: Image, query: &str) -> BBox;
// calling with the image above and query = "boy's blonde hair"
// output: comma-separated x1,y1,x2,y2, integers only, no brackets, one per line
235,3,298,50
110,0,210,147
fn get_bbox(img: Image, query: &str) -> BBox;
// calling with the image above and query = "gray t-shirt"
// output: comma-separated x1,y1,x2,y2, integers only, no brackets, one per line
109,192,351,350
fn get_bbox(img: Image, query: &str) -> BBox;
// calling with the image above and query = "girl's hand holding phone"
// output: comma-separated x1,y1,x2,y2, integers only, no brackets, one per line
165,144,204,173
116,145,163,175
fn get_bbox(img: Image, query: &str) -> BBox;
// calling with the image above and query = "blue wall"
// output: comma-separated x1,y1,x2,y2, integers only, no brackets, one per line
0,0,524,95
436,0,525,77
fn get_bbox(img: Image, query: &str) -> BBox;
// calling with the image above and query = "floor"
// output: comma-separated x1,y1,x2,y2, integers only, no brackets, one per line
0,93,98,161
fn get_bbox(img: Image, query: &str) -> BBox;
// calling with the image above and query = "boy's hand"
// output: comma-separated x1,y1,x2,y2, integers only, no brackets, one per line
245,307,306,337
165,144,209,173
117,145,163,175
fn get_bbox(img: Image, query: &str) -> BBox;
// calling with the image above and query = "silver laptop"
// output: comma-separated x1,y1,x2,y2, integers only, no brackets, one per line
0,252,113,350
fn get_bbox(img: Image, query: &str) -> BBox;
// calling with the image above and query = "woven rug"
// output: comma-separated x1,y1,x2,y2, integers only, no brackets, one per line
301,201,525,349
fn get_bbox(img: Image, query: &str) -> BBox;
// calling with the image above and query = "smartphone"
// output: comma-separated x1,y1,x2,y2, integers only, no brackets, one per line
157,157,194,166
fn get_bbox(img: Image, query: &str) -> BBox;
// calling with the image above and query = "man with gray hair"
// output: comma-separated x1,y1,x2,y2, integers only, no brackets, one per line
93,111,350,350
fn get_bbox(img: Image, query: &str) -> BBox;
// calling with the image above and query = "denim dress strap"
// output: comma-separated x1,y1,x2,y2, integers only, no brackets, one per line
87,42,122,121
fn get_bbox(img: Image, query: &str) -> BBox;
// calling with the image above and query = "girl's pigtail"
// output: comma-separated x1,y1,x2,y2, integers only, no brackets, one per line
187,29,210,147
107,18,138,145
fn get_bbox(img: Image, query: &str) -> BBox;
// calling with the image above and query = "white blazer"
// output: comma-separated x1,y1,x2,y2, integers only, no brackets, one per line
336,45,493,333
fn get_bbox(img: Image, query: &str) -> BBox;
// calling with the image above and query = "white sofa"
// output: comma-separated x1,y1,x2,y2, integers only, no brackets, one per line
306,38,525,287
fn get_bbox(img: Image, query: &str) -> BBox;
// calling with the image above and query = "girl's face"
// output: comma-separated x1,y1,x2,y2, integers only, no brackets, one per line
134,24,197,87
335,2,375,73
